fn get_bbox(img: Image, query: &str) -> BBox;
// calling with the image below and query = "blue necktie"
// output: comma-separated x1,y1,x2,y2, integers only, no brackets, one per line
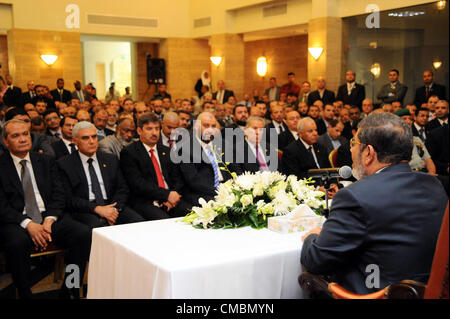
206,146,220,188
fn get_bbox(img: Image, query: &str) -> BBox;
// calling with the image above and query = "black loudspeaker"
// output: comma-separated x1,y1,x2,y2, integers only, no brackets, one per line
147,57,166,85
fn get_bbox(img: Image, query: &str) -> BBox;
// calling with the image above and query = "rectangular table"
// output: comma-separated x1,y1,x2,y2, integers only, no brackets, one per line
87,218,306,299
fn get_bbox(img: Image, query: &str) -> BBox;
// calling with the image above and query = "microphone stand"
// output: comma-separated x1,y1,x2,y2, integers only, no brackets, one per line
320,174,333,219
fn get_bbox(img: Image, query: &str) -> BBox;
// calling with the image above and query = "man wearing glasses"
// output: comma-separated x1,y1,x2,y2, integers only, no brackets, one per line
301,113,448,296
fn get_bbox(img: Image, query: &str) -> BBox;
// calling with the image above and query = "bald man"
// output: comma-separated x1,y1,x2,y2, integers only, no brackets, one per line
177,112,234,205
307,77,336,107
160,111,180,149
281,117,330,180
414,70,446,107
336,70,366,109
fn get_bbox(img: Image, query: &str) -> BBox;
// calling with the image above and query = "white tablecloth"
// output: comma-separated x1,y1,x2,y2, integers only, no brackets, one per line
87,218,305,299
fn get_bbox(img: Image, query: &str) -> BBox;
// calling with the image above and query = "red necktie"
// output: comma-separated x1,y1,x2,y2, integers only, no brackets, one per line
150,149,166,189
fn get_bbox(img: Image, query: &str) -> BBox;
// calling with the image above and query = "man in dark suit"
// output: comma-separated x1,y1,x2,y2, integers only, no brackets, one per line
120,113,191,220
307,77,335,106
93,109,115,141
414,70,446,107
265,77,280,102
315,103,335,136
57,121,144,229
0,108,55,157
231,116,278,174
426,121,449,176
2,74,23,108
376,69,408,105
0,119,91,299
426,100,448,133
178,112,234,205
51,116,79,160
71,81,89,103
301,113,448,295
349,106,361,135
265,104,288,135
278,110,300,151
43,108,62,140
336,70,366,109
212,80,234,105
281,117,330,180
31,84,56,109
21,81,36,106
317,120,347,155
411,107,430,142
50,78,72,104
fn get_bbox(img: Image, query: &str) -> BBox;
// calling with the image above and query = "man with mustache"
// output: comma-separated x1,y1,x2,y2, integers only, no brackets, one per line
301,113,448,296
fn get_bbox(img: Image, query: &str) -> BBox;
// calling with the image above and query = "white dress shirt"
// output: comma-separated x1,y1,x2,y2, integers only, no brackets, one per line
10,153,56,229
414,122,427,140
272,120,285,134
78,152,108,202
246,141,268,170
289,130,299,140
142,143,169,189
347,82,355,95
49,128,62,138
160,132,170,148
216,90,225,104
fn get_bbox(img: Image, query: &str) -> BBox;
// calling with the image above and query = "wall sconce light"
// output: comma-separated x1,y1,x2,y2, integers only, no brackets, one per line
308,47,323,60
256,56,268,77
40,54,58,66
433,60,443,70
370,63,381,78
210,56,222,67
437,0,446,10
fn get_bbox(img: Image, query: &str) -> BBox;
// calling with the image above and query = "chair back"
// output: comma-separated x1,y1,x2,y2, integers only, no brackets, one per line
328,148,338,168
424,202,449,299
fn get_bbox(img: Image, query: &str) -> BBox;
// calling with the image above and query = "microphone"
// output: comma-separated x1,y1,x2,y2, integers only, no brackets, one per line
307,166,353,179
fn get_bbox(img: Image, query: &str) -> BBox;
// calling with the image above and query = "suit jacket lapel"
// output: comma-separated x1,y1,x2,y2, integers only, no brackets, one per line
137,141,158,183
30,153,48,203
1,154,24,196
73,152,90,199
96,152,111,198
157,146,171,184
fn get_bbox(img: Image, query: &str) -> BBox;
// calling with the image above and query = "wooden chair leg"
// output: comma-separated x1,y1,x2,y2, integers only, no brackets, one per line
53,253,65,283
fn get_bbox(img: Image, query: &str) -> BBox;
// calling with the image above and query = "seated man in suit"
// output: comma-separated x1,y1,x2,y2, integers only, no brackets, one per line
51,116,79,160
301,113,448,295
93,109,115,141
426,100,448,132
266,104,287,135
177,112,234,205
0,119,91,299
426,119,449,176
317,119,347,155
281,117,330,180
57,121,144,229
50,78,72,104
278,110,300,152
120,114,191,220
316,103,335,136
0,108,55,157
231,116,278,174
412,107,430,142
414,70,446,107
99,117,136,159
43,108,62,140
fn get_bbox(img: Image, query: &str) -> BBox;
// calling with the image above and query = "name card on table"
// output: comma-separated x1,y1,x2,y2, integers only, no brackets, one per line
268,204,325,234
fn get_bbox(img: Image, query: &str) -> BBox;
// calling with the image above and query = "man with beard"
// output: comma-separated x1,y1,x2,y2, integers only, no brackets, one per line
98,117,136,159
297,102,309,118
177,112,234,205
31,84,56,109
301,113,448,295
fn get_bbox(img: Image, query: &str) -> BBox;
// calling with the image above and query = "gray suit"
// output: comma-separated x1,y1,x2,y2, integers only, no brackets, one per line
265,86,281,101
98,135,136,159
317,133,348,155
376,81,408,104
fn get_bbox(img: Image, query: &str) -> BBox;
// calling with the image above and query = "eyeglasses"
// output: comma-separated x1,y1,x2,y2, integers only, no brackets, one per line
350,137,365,148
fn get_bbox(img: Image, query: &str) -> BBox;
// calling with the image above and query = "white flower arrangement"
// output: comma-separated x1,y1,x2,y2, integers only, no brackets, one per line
183,171,326,229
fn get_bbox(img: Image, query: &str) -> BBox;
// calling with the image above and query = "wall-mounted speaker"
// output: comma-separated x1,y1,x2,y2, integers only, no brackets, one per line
147,57,166,85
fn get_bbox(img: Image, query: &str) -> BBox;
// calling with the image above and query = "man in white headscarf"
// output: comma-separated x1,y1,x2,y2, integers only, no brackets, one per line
195,70,211,98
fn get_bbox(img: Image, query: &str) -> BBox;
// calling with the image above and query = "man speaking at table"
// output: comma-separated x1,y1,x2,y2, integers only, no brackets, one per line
300,113,448,295
57,121,143,228
120,113,191,220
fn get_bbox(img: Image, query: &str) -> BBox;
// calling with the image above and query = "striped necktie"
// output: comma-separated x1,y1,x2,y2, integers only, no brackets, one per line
206,145,220,188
